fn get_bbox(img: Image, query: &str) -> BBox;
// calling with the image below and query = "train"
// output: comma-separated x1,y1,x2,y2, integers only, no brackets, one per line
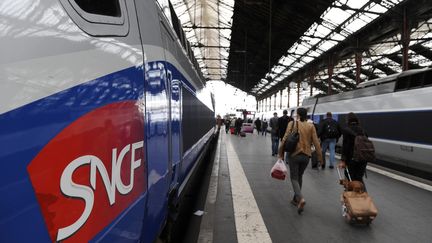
0,0,216,242
258,68,432,179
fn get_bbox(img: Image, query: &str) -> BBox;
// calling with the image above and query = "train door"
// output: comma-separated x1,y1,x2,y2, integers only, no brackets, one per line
134,1,171,242
157,2,183,201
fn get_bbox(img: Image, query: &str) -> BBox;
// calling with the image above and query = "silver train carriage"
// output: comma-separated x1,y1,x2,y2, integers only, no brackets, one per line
302,68,432,179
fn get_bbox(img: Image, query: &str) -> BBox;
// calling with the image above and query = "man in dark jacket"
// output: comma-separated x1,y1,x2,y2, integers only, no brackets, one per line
339,112,369,190
318,112,341,169
254,118,262,134
269,112,279,156
278,110,292,141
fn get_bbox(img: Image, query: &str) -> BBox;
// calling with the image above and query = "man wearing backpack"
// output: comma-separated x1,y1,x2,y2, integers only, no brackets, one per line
338,112,375,191
318,112,341,169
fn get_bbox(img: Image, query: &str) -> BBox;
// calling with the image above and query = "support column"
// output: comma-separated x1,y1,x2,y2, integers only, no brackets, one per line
309,71,314,96
287,86,290,108
402,7,410,71
279,90,283,109
355,52,362,85
328,55,334,95
274,93,277,111
297,81,300,107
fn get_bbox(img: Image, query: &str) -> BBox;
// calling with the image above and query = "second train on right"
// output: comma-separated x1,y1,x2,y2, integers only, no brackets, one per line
301,68,432,180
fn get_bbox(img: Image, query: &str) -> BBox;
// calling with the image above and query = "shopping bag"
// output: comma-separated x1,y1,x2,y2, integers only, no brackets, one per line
271,159,287,180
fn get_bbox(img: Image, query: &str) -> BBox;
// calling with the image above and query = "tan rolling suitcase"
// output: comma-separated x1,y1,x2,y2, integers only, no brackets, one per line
337,167,378,225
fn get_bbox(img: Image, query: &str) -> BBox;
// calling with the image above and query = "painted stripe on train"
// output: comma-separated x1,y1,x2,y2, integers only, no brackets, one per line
0,44,207,115
369,137,432,150
312,110,432,146
0,46,143,115
314,86,432,114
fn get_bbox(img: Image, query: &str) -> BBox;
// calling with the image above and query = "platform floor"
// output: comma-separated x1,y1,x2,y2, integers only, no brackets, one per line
197,130,432,243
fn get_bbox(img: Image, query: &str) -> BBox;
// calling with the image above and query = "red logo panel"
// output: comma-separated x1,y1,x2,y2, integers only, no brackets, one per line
27,101,146,242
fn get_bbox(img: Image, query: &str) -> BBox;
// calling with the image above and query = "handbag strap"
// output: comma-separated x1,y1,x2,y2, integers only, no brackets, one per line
291,120,298,133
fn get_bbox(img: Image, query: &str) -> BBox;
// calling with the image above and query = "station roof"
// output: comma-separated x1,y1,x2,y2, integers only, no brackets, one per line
170,0,432,100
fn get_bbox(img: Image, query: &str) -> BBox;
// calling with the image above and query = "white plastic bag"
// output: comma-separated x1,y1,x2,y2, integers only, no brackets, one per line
271,159,288,180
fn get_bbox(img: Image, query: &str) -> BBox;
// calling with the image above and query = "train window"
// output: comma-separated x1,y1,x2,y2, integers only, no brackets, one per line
395,76,410,91
60,0,129,36
408,73,423,89
423,70,432,87
75,0,121,17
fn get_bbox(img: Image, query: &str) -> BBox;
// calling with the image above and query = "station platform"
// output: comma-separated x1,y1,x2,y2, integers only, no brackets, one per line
196,130,432,243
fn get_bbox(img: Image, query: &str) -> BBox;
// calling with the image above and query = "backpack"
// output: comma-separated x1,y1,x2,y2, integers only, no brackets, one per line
325,121,339,139
353,133,375,162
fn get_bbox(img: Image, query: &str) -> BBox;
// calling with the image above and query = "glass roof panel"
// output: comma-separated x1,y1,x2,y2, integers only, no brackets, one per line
343,17,368,33
170,0,234,81
332,33,345,41
346,0,368,9
318,40,338,52
368,3,387,14
315,24,332,37
322,7,351,25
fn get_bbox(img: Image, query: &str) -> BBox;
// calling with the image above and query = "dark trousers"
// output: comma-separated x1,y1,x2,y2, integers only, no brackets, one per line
345,160,367,191
271,135,279,155
288,153,309,200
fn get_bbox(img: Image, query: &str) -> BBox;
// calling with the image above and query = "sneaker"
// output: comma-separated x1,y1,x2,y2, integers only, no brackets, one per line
329,165,334,169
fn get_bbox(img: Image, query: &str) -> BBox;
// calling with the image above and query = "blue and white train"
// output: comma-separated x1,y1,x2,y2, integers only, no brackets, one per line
0,0,215,242
260,68,432,179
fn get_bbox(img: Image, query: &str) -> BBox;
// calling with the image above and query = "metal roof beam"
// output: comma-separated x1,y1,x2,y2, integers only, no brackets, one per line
333,76,357,90
386,54,422,69
360,68,380,80
371,62,398,75
183,25,232,30
410,43,432,61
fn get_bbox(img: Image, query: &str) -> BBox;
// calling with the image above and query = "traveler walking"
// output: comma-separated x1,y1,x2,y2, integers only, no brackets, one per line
254,118,262,135
278,107,323,214
224,118,231,134
269,113,279,156
318,112,341,169
338,112,374,191
235,117,243,135
278,110,292,141
261,119,268,136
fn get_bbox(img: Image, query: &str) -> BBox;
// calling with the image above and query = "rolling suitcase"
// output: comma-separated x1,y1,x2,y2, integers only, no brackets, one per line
337,167,378,225
310,150,318,169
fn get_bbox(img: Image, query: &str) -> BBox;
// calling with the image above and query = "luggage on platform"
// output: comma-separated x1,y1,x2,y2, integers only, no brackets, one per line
271,159,287,180
311,150,318,168
240,132,246,137
337,167,378,225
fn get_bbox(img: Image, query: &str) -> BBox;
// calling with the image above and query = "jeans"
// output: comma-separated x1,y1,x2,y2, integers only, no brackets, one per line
285,152,290,164
271,135,279,155
288,153,309,200
321,138,337,167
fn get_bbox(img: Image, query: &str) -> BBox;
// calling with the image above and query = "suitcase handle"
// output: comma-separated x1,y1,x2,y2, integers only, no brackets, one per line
337,167,352,181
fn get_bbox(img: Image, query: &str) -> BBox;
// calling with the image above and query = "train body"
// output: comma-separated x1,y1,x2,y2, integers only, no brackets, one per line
0,0,215,242
258,69,432,178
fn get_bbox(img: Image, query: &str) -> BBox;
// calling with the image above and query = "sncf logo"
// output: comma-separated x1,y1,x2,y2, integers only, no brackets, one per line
27,102,146,242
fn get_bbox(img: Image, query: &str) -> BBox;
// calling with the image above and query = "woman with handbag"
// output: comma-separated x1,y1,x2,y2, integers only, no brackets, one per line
278,107,324,214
